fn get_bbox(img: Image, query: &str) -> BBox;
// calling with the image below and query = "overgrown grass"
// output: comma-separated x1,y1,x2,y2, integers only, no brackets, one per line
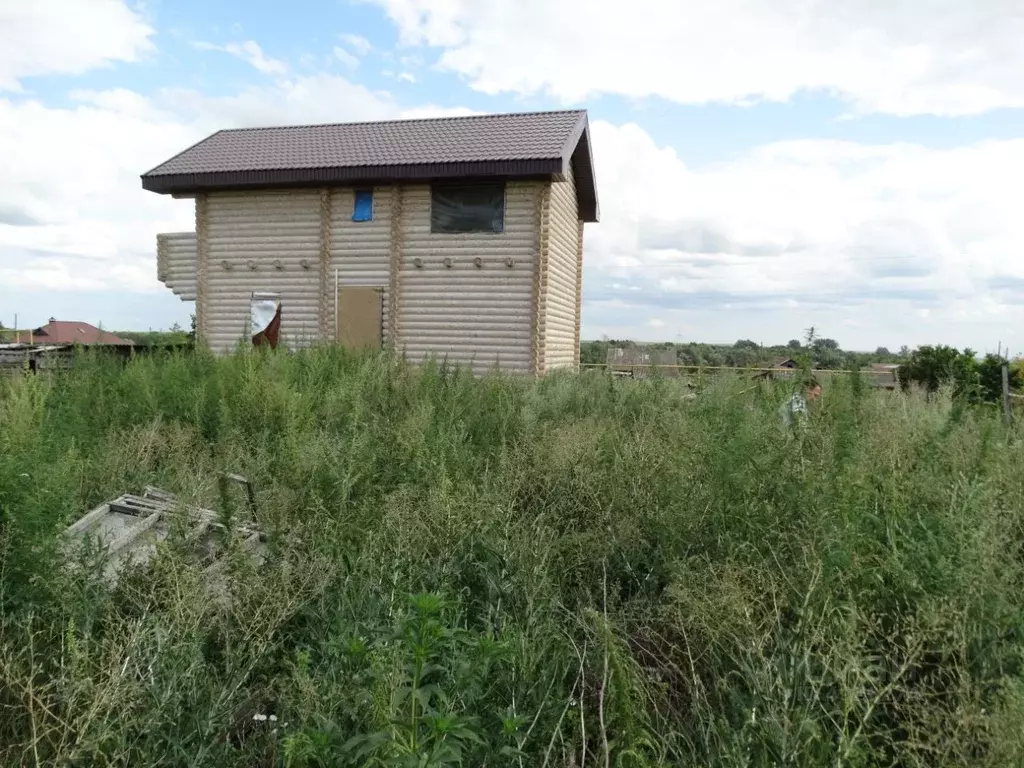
2,348,1024,766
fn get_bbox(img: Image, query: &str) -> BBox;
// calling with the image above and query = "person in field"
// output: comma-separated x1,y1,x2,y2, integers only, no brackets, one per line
780,375,822,429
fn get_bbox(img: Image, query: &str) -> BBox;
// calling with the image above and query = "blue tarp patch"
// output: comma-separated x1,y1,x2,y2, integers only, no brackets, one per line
353,190,373,222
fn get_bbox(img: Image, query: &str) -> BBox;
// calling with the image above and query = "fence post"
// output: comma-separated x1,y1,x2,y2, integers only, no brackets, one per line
1002,363,1012,426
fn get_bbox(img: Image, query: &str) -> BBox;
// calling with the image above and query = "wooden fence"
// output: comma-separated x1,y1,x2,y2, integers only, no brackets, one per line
580,362,899,388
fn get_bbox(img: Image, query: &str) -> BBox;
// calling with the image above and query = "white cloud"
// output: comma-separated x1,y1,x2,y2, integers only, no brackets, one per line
0,95,199,294
581,121,1024,349
333,46,361,69
162,74,397,127
0,75,406,302
196,40,288,75
7,97,186,215
398,105,483,119
398,72,416,83
368,0,1024,115
0,0,154,91
340,33,373,56
333,33,377,69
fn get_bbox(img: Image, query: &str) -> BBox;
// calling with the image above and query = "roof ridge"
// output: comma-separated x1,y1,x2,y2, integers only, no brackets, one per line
213,109,587,134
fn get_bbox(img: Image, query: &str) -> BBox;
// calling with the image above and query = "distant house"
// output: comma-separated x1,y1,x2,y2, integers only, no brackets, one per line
30,320,134,346
870,363,900,389
753,358,799,381
607,346,650,367
142,109,599,374
604,346,680,378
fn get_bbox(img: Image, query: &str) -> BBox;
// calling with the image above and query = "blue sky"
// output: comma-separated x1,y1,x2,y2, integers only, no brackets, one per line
2,0,1024,351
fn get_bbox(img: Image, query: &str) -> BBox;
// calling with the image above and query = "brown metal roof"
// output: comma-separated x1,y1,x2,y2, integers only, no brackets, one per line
31,321,134,346
141,110,599,221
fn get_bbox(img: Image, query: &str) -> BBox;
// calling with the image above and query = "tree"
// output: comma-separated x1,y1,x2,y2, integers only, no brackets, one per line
977,354,1021,403
804,337,842,369
702,347,725,367
579,340,611,366
812,337,840,352
898,345,980,399
787,339,801,350
733,339,760,350
875,347,891,357
725,347,758,368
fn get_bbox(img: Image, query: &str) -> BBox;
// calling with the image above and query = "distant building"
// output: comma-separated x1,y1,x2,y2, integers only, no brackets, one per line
870,363,900,389
651,349,680,377
605,346,679,378
607,345,650,372
29,320,134,346
753,357,799,380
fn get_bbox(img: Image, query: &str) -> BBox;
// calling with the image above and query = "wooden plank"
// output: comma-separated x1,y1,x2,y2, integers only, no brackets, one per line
221,472,257,519
109,499,168,517
143,486,177,502
63,485,267,587
337,286,383,350
105,510,166,556
65,499,120,536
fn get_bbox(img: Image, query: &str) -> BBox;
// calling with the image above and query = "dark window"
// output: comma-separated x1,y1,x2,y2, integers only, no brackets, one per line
430,183,505,234
352,189,373,222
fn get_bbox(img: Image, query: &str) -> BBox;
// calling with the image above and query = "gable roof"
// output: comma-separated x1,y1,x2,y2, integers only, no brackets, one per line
141,110,599,221
32,321,134,346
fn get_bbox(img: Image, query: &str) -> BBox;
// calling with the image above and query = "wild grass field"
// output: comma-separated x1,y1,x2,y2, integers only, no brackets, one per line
2,350,1024,766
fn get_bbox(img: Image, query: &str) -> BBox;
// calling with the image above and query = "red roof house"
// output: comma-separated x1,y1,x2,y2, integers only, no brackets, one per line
30,320,134,346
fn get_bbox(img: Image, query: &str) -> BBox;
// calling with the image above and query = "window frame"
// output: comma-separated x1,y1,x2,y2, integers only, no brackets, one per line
429,181,506,234
352,188,374,222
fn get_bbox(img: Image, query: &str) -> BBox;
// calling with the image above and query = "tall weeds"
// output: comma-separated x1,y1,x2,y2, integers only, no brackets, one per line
1,349,1023,766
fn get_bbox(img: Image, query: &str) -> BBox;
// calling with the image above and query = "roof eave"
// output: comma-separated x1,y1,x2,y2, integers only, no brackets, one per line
141,158,566,195
558,112,599,223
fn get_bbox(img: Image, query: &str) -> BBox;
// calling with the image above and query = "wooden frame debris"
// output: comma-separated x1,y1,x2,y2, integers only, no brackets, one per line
64,483,266,586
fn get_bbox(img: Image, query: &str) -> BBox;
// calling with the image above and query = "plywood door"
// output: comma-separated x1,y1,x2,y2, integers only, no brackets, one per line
337,287,383,349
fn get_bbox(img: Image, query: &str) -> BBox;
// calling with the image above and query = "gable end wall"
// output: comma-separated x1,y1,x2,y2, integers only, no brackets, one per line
541,167,582,371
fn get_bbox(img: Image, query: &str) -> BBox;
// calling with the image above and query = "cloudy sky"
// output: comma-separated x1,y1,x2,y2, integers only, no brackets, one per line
2,0,1023,352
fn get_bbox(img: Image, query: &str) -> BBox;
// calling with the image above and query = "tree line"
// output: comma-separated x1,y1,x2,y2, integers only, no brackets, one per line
580,337,906,370
897,345,1022,403
581,337,1023,404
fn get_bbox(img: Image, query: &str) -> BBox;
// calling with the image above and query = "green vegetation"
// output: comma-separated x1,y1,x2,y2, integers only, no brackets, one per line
3,349,1024,765
0,327,27,343
580,337,904,370
115,320,194,348
898,345,1022,403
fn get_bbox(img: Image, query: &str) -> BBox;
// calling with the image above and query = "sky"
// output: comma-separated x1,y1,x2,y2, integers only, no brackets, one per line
2,0,1024,352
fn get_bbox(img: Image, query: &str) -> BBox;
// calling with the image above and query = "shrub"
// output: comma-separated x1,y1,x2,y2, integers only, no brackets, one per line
1,350,1023,765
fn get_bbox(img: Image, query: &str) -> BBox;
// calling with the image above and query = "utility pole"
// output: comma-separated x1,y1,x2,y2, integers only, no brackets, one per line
1002,363,1012,427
